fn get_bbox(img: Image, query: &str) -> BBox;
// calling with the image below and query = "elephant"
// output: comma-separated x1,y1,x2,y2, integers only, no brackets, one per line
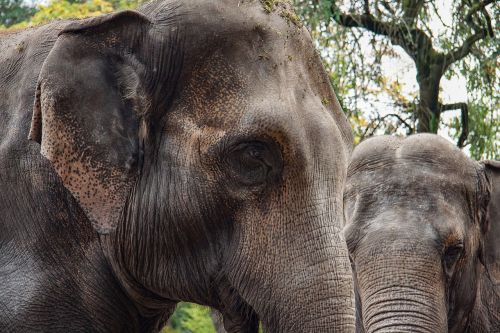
343,134,499,333
0,0,356,332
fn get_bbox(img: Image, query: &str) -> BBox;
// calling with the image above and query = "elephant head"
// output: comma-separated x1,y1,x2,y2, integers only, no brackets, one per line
343,134,499,333
29,0,355,331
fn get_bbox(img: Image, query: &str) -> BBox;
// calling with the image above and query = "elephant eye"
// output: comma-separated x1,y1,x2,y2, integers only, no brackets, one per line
443,243,464,277
227,141,281,187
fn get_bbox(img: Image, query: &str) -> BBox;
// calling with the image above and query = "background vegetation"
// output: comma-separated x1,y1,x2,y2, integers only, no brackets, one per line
160,303,217,333
0,0,497,330
298,0,498,159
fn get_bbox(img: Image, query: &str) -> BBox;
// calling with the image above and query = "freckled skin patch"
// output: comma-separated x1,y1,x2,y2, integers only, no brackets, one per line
344,134,500,333
37,93,134,233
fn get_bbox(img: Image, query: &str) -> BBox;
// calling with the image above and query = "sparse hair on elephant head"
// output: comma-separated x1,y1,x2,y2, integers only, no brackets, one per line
25,1,356,332
343,134,499,333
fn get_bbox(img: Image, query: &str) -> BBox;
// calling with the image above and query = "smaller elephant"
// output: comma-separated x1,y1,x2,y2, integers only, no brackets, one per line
344,134,499,333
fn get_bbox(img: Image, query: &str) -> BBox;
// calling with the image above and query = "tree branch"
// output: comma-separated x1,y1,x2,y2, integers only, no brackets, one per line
330,4,405,46
441,102,468,112
402,0,424,26
482,8,494,37
444,29,488,67
465,0,494,24
379,0,396,16
444,1,495,68
329,2,435,62
429,1,451,29
361,112,414,140
329,3,401,38
381,113,413,133
364,0,370,15
440,103,469,148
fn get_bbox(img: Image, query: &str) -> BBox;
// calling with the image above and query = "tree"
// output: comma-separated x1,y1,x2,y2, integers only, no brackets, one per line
295,0,498,158
2,0,149,30
162,303,217,333
0,0,36,27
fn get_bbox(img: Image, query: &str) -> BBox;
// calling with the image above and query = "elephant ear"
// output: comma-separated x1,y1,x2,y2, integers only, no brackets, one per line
481,160,500,281
29,11,151,234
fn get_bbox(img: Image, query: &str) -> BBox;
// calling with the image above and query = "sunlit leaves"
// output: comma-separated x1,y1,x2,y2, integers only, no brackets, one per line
164,303,217,333
294,0,498,158
0,0,36,27
4,0,113,29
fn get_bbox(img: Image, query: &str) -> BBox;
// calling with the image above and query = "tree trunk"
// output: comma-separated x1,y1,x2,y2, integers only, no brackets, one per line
416,75,441,133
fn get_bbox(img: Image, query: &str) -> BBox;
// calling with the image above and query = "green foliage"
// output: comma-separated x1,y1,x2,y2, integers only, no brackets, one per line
294,0,499,158
0,0,36,27
449,102,499,160
1,0,146,30
162,303,217,333
261,0,276,13
107,0,145,10
159,304,268,333
260,0,302,27
4,0,113,29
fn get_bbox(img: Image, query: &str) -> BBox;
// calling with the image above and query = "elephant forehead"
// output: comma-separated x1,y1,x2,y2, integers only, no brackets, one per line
141,0,352,149
176,51,326,122
351,134,474,171
346,168,475,213
153,0,309,47
348,134,479,191
345,140,479,226
145,0,332,97
344,193,469,251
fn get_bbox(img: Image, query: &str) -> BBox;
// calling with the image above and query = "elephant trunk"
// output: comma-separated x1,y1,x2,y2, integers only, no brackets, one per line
229,203,356,332
360,286,446,333
278,233,355,332
224,110,356,332
267,263,355,331
355,240,447,333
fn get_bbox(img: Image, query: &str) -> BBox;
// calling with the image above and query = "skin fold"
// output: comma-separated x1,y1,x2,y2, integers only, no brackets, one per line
344,134,499,333
0,0,355,332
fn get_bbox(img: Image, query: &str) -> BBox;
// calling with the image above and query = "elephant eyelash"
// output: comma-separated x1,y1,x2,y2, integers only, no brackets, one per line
443,242,464,277
444,243,463,257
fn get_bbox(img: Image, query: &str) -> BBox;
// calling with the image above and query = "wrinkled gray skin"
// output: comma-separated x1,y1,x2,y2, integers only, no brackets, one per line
344,134,499,333
0,0,356,332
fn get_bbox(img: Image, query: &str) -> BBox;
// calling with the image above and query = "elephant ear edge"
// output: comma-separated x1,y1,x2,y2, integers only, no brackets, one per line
481,160,500,281
29,11,151,234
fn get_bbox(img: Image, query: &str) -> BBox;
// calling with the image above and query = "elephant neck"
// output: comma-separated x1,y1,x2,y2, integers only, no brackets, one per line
466,265,500,333
98,234,177,330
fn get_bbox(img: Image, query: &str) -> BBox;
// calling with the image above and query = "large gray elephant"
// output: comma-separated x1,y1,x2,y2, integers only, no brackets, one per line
0,0,356,332
344,134,499,333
